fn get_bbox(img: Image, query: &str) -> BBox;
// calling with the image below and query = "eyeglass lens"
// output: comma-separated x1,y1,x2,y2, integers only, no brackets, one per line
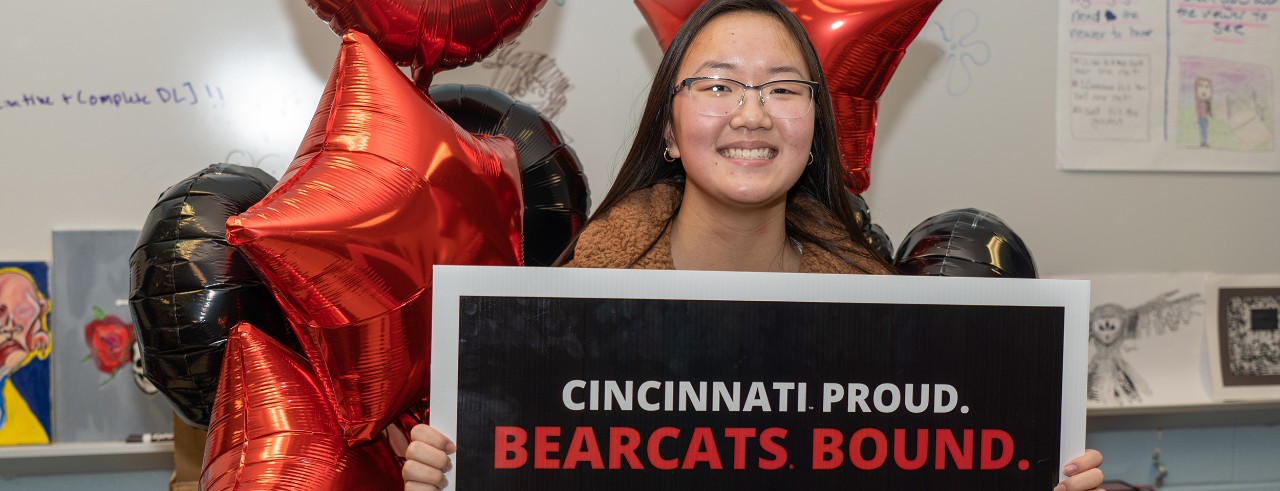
684,78,814,119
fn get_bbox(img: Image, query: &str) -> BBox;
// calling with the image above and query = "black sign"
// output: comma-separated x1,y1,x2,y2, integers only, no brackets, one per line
455,296,1065,489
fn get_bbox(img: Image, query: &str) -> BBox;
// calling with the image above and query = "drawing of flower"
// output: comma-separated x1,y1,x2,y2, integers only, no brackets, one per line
925,9,991,96
83,305,135,378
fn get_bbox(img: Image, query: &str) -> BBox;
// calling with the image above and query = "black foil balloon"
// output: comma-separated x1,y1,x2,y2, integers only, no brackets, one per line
128,164,297,428
846,192,893,264
865,223,894,264
430,84,590,266
893,208,1037,278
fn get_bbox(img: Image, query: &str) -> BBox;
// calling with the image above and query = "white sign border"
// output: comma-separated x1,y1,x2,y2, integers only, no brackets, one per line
431,266,1089,488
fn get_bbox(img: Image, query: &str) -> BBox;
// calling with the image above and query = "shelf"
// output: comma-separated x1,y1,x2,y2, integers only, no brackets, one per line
0,441,173,478
1086,400,1280,432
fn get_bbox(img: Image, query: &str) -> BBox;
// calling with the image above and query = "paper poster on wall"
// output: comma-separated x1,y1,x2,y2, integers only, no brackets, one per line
1054,273,1213,407
1056,0,1279,171
1205,274,1280,401
431,267,1089,490
51,231,173,442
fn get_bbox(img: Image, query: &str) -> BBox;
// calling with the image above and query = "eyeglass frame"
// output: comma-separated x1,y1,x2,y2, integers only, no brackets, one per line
670,76,821,119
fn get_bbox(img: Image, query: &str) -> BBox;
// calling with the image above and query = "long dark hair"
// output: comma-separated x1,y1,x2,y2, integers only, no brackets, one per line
559,0,889,270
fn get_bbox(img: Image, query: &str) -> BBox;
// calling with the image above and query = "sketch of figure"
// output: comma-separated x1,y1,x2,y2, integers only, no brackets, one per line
1088,290,1202,405
1194,77,1212,147
481,42,573,120
1179,58,1274,151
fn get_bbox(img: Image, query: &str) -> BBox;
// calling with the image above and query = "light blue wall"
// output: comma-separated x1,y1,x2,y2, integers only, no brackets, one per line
1088,425,1280,489
2,470,170,490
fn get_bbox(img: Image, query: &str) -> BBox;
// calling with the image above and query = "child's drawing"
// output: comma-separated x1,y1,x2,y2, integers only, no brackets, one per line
1089,289,1202,405
1178,57,1274,151
1059,273,1215,407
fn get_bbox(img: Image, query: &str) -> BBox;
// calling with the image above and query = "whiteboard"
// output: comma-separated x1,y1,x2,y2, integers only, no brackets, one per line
3,0,1278,277
1,0,332,259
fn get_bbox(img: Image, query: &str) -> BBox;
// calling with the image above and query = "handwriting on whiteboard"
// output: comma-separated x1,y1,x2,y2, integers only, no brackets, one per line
926,9,991,96
0,82,224,112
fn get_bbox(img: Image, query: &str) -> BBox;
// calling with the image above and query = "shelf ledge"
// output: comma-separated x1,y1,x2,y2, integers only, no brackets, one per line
0,441,173,478
1087,400,1280,431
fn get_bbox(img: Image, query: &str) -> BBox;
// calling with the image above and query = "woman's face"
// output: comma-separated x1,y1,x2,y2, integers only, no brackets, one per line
667,11,815,210
1195,79,1212,101
0,273,48,377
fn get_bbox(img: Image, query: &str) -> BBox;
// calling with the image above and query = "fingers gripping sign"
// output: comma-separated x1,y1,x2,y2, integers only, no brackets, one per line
404,424,457,490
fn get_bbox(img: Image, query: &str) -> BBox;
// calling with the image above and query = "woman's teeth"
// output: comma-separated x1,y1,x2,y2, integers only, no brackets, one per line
720,148,775,159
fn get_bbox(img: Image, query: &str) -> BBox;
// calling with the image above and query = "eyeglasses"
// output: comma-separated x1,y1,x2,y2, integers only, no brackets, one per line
672,76,819,119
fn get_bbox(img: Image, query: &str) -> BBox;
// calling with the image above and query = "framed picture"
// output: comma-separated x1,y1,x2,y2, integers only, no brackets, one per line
1206,274,1280,401
431,267,1089,490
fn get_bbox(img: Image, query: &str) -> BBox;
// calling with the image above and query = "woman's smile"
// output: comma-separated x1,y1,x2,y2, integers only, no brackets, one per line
718,146,777,160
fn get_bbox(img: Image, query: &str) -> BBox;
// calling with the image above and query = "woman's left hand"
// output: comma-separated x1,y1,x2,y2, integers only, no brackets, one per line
1055,449,1104,491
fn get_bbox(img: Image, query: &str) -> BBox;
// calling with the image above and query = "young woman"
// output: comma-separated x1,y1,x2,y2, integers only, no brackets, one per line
405,1,1104,490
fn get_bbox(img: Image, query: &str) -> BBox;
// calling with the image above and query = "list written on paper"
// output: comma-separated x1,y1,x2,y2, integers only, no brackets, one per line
1068,53,1151,141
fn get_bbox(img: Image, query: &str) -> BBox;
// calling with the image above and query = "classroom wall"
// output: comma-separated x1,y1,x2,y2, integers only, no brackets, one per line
1,0,1275,488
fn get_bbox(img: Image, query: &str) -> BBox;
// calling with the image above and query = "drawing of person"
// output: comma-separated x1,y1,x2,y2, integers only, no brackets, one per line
0,269,52,444
1087,304,1149,404
1087,290,1200,405
1194,76,1212,147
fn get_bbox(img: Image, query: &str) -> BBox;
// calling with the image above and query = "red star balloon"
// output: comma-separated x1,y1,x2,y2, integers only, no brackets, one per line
634,0,942,194
226,30,523,444
201,322,403,490
305,0,549,87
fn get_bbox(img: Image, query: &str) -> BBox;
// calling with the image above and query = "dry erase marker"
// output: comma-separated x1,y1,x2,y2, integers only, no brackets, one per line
125,432,175,443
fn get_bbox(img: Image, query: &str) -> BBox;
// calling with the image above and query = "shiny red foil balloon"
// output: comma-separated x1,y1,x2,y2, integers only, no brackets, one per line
201,322,403,490
305,0,549,86
430,84,591,266
635,0,942,194
226,30,523,444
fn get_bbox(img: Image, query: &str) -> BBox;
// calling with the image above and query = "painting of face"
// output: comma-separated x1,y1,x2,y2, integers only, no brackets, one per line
0,271,49,378
667,11,815,210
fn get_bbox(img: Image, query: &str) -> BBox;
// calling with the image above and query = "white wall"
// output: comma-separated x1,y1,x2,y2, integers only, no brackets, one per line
4,0,1274,278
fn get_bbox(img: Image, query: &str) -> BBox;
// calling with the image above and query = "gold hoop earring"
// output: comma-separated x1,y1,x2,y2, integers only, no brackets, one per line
806,152,814,166
664,147,676,163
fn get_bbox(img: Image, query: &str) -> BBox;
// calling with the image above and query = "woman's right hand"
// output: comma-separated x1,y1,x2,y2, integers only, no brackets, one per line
403,424,455,491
